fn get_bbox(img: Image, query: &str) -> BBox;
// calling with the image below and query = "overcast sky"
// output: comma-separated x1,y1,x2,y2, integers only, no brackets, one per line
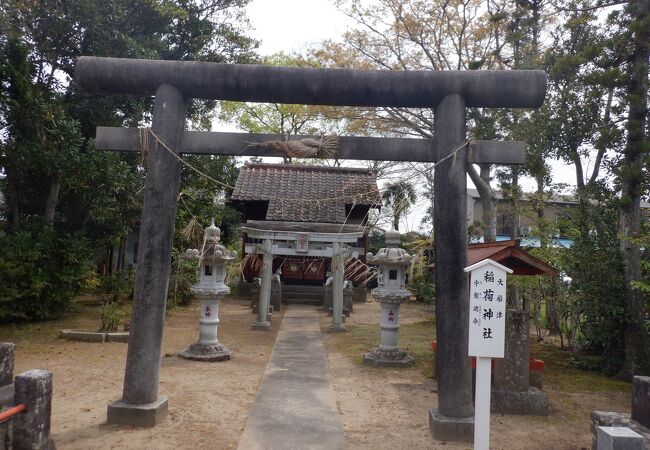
228,0,581,233
245,0,350,55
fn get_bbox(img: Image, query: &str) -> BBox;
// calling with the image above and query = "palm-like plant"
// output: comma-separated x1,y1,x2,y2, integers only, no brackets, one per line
381,181,417,231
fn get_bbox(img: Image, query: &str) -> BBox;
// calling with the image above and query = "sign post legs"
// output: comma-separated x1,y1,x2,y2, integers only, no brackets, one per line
474,356,492,450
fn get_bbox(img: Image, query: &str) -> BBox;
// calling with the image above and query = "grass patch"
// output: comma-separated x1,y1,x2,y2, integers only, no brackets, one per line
0,296,133,343
335,319,630,393
336,319,436,375
531,340,630,393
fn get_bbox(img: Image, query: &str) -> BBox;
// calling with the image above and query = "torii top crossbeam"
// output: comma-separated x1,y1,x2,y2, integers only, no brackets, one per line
76,57,546,108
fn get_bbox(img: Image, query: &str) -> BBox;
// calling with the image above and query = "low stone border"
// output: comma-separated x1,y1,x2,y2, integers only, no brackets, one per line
60,330,129,343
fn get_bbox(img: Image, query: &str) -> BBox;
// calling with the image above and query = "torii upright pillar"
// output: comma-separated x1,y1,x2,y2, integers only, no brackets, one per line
107,84,186,426
428,94,474,439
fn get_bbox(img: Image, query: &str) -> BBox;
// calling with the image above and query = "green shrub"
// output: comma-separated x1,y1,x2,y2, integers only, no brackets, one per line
0,223,94,321
167,249,197,308
99,271,134,303
100,301,125,331
410,273,435,304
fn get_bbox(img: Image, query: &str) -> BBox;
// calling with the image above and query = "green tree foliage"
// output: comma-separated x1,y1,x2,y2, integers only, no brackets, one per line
0,0,257,320
312,0,649,377
0,222,94,321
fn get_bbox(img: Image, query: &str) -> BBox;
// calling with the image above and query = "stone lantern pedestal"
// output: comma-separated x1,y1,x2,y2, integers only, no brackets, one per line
179,292,231,361
363,229,414,368
179,219,236,362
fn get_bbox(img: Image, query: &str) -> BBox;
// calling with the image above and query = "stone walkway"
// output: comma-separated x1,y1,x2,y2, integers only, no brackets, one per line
237,305,346,450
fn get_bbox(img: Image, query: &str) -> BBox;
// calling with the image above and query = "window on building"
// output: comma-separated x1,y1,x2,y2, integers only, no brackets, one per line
389,269,397,280
205,265,212,276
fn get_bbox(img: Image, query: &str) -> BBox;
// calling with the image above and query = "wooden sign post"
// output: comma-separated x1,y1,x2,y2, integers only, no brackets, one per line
464,259,513,450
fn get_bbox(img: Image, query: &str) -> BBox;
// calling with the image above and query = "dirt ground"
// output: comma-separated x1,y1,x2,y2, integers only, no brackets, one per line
2,297,282,450
323,299,631,450
1,294,633,449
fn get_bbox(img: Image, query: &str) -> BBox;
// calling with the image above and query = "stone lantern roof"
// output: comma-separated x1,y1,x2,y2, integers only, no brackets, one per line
202,219,237,263
366,228,413,267
185,219,237,263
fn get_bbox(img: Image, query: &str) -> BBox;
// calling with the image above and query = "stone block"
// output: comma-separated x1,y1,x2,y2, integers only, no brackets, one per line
591,411,650,449
0,421,12,450
270,292,282,311
328,323,347,333
252,321,271,331
106,332,129,343
351,286,367,303
596,426,643,450
491,387,548,416
0,383,15,409
107,396,168,427
493,309,529,392
0,343,15,387
343,290,354,312
178,343,232,362
14,369,54,450
323,287,333,310
60,330,106,342
530,370,543,389
363,348,414,368
631,376,650,429
428,408,474,443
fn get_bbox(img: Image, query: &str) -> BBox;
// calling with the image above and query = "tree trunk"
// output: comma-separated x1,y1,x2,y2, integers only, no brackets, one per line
617,0,650,380
536,174,547,247
117,236,127,272
467,163,497,241
510,168,520,240
44,173,62,225
107,246,114,275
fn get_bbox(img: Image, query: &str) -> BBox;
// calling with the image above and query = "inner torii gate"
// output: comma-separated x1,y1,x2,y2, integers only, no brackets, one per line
241,226,363,332
76,57,546,441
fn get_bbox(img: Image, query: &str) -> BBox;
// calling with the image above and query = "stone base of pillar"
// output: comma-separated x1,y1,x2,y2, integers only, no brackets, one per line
107,396,168,427
428,408,474,442
491,387,548,416
178,342,232,362
363,348,414,368
252,321,271,330
591,411,650,449
328,324,347,333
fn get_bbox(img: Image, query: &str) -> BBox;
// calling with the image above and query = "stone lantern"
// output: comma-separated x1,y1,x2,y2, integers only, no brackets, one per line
179,219,237,361
363,228,415,367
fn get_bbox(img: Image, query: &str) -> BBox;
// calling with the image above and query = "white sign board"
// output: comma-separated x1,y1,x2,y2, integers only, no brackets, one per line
464,259,512,358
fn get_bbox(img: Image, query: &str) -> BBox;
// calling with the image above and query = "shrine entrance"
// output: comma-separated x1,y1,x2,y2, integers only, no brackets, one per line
76,56,546,442
242,226,364,332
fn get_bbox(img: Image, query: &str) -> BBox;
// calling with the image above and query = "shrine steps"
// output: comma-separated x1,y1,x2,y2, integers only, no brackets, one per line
282,284,324,306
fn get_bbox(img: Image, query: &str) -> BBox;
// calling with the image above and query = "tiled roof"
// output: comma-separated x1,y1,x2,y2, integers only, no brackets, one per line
231,163,380,223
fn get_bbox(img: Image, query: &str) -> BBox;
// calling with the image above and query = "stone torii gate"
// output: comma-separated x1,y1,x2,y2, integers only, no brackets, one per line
76,57,546,441
241,226,363,332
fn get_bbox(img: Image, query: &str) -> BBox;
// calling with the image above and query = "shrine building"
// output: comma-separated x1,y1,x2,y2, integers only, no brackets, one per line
230,163,381,304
